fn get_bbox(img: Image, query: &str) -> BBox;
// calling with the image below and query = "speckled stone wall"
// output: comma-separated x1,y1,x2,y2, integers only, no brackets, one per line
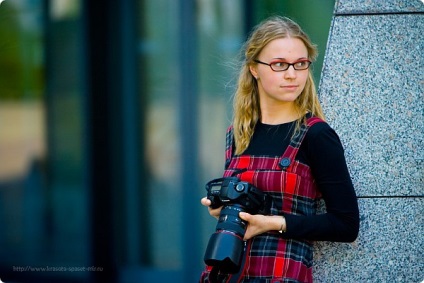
314,1,424,282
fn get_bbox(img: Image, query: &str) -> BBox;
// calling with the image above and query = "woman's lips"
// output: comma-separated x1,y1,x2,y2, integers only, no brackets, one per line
281,85,298,90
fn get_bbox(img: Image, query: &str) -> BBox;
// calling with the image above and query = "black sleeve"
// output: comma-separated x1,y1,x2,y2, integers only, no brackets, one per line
282,122,360,242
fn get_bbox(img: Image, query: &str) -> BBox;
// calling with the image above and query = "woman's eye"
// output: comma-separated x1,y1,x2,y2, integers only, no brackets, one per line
272,62,288,68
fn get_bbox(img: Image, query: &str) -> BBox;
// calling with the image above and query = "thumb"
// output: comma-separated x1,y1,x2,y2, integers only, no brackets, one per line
239,212,251,221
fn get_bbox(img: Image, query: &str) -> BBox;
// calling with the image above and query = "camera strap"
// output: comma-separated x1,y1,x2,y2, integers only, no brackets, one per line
227,245,248,283
209,266,227,283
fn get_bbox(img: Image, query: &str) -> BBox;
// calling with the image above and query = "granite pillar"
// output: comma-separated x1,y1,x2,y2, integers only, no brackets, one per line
314,1,424,282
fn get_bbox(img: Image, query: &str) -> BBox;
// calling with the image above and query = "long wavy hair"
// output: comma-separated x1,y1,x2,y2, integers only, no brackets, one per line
232,16,325,155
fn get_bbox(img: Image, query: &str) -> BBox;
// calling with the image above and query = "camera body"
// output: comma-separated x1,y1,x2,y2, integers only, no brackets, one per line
204,177,271,274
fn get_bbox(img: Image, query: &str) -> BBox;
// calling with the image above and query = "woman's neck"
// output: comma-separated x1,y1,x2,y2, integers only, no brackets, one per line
260,104,300,125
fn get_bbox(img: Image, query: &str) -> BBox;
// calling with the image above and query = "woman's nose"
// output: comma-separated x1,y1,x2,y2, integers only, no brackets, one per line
284,65,297,79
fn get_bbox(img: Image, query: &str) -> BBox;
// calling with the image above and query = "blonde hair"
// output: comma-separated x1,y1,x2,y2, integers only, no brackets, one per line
233,16,325,155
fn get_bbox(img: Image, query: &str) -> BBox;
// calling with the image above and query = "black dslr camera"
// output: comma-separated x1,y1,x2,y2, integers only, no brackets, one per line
203,176,271,274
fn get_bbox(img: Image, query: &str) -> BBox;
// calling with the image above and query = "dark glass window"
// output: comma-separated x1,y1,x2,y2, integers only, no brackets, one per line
0,1,88,282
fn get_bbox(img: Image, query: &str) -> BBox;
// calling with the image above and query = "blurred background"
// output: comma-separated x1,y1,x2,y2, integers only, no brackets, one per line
0,0,335,282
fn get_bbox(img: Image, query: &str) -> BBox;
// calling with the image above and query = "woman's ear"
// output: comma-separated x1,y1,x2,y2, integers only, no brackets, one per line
250,65,258,79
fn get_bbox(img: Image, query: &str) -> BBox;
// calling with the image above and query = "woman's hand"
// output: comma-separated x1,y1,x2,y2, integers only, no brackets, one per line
239,212,286,241
200,197,222,220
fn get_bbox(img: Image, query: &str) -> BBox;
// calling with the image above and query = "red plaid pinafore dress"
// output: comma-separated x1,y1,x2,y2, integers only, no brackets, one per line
201,116,324,283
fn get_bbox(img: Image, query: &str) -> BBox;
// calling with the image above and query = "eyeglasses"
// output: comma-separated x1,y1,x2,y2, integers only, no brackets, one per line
254,59,312,71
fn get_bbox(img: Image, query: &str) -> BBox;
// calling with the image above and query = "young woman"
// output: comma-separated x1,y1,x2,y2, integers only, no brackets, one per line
200,16,359,282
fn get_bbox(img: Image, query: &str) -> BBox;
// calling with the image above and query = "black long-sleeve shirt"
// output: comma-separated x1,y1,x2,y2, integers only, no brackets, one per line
243,120,360,242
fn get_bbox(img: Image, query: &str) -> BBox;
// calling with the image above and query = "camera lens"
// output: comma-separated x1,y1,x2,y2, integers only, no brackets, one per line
204,204,247,274
204,230,244,274
215,205,246,237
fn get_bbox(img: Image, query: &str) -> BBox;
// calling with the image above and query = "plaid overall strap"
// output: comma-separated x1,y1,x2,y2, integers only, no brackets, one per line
278,116,324,171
